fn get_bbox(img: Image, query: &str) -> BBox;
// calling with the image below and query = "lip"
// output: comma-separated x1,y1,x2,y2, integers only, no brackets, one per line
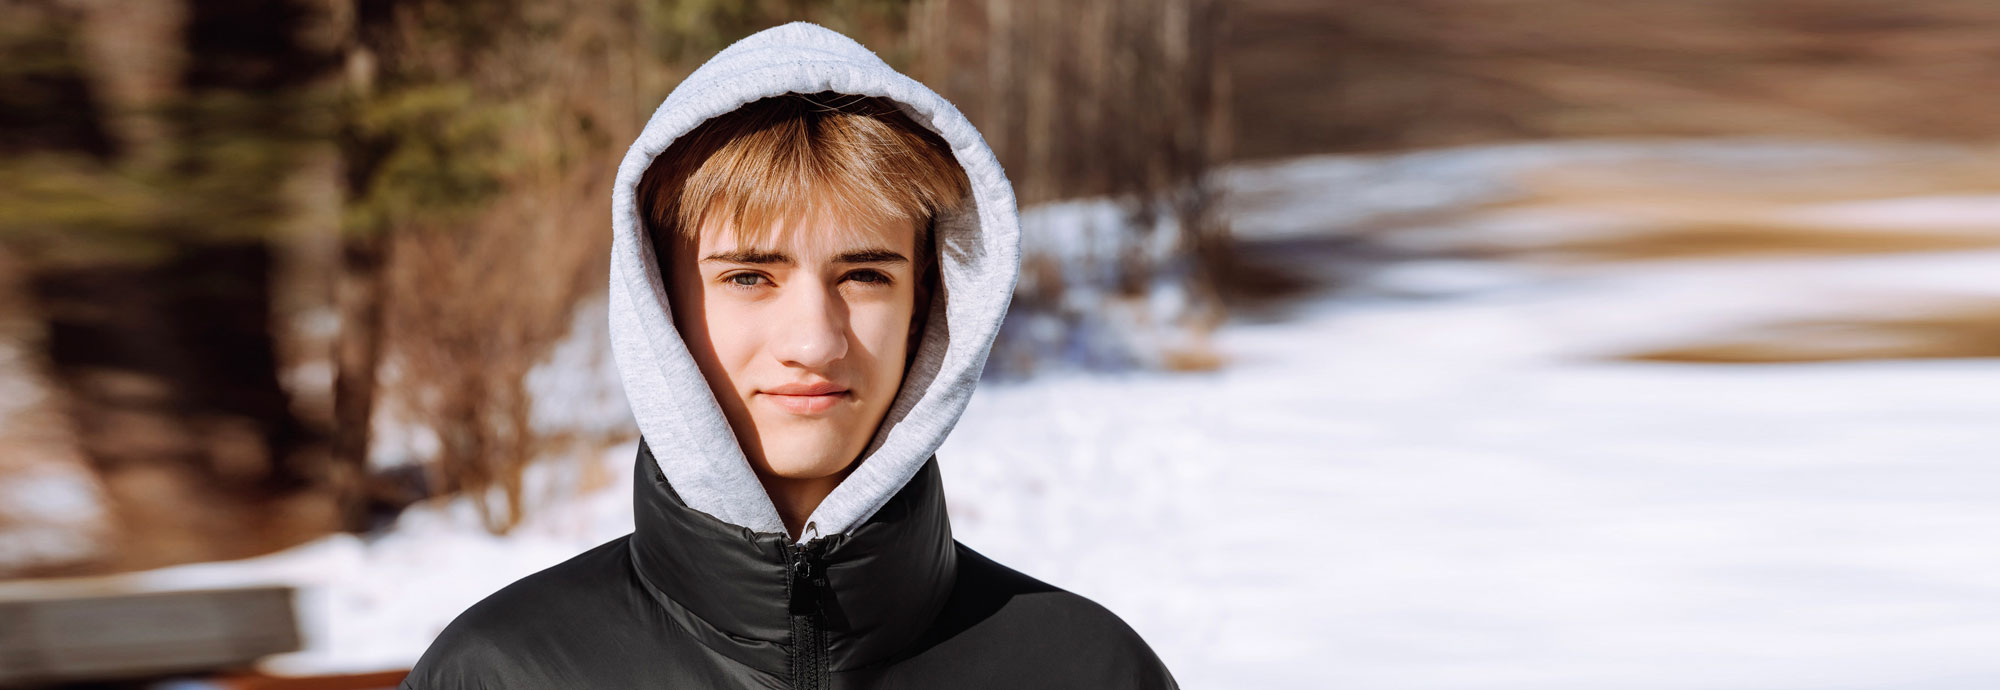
759,382,850,415
764,381,849,396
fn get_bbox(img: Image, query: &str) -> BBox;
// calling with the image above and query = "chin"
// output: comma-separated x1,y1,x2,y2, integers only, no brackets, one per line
755,429,862,480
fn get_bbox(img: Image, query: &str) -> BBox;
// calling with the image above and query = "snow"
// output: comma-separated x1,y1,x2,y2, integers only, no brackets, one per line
941,144,2000,687
945,265,2000,689
7,139,1997,688
997,197,1214,375
1780,195,2000,233
0,323,111,573
0,464,109,571
1216,137,1992,243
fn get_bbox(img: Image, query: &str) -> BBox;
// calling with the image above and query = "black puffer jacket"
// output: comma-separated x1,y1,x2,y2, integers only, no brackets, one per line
399,440,1178,688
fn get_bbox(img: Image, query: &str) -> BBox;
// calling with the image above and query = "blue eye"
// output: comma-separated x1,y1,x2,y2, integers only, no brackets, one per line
723,273,767,289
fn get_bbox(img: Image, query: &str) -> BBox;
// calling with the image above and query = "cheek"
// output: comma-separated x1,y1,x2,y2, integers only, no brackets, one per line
847,290,916,358
698,292,764,375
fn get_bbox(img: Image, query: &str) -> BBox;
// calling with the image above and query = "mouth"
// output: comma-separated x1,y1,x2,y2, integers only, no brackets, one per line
758,383,851,415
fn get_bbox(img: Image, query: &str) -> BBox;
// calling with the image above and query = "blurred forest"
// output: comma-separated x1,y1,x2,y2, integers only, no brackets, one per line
2,0,1997,579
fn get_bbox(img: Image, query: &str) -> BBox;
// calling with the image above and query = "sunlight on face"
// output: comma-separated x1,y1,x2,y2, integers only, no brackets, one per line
665,210,922,484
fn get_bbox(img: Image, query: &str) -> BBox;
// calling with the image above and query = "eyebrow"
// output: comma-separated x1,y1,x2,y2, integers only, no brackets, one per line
700,247,909,266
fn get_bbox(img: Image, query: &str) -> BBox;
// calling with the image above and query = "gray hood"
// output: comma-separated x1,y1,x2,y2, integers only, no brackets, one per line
607,22,1020,541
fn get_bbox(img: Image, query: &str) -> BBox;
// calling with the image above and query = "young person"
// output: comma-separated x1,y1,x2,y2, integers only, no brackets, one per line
401,22,1178,689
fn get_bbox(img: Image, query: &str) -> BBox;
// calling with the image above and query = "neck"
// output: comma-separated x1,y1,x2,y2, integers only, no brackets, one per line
756,470,849,540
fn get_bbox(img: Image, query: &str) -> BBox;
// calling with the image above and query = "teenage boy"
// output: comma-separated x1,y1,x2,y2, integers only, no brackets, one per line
403,22,1177,689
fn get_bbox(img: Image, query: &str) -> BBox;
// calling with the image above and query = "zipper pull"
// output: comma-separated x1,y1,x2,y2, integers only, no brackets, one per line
789,542,828,616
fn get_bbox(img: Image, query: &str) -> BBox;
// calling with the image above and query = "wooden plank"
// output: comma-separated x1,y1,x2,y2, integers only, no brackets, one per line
0,586,299,684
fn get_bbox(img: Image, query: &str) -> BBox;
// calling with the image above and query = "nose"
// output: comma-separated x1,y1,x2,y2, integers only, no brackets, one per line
774,278,848,369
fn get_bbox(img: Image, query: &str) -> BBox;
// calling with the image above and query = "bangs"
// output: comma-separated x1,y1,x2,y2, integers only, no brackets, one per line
640,92,970,253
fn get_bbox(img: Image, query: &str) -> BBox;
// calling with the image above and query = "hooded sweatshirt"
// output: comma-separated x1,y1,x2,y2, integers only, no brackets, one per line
607,19,1019,543
401,22,1177,690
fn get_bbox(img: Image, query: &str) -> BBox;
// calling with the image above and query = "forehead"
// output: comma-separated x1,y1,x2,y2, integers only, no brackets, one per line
692,208,919,254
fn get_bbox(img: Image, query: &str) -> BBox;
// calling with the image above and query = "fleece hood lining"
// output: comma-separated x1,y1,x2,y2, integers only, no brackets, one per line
608,22,1021,542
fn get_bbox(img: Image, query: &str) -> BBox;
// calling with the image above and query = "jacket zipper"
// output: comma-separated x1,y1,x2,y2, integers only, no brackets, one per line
788,539,830,689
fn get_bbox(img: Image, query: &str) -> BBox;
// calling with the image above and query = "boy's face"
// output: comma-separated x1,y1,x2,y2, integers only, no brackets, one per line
664,210,923,485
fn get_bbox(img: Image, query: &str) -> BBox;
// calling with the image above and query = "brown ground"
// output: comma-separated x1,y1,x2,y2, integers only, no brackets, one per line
1623,300,2000,363
1486,156,2000,364
1528,219,2000,262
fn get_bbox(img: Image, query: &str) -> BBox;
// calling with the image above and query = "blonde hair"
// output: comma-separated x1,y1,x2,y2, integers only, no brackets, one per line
638,92,970,268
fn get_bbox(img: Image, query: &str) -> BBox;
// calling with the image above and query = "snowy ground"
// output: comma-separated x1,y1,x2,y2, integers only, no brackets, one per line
946,253,2000,689
7,139,1997,689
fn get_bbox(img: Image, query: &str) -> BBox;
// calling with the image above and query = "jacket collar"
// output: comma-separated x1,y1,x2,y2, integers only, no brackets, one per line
627,438,959,674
